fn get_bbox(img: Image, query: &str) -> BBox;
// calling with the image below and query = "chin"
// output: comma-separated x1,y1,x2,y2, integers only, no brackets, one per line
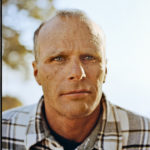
56,99,99,119
61,107,93,120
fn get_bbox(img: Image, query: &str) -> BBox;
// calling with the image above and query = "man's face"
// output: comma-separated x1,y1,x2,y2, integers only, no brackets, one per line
33,17,107,119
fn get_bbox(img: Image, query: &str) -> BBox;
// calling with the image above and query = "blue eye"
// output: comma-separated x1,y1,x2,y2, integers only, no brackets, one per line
52,56,65,62
81,55,95,61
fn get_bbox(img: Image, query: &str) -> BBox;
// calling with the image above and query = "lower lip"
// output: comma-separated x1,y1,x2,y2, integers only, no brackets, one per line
62,92,90,98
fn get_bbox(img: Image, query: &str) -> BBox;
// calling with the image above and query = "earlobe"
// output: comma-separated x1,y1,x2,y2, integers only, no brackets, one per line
103,59,107,83
103,67,107,83
32,61,41,85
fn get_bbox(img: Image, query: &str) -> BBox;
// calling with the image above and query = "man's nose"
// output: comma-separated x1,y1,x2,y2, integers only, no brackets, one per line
68,61,86,81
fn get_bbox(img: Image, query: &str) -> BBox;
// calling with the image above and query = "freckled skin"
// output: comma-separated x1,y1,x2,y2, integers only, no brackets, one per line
33,16,107,119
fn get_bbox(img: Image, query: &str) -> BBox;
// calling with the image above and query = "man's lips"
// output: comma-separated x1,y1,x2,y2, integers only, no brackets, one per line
60,90,91,96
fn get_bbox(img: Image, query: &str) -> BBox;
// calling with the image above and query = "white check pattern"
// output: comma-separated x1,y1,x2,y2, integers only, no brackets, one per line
2,95,150,150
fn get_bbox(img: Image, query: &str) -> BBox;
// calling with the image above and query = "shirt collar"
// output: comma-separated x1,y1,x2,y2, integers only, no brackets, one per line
93,94,123,149
25,94,122,150
25,96,47,149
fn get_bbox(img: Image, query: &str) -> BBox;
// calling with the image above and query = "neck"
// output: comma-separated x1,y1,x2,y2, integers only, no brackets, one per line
44,104,100,143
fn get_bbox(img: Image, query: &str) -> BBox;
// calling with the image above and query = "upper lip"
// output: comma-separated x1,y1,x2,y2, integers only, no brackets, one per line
60,89,91,96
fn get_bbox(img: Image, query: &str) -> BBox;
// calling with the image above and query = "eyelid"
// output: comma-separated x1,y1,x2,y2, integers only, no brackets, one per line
50,55,67,62
45,54,101,63
80,55,96,60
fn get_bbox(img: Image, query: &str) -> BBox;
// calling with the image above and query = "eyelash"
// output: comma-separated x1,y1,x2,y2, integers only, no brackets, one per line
50,56,65,62
81,55,95,61
50,55,96,63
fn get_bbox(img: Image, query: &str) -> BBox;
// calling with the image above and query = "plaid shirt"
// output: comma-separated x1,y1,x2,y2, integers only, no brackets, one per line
2,95,150,150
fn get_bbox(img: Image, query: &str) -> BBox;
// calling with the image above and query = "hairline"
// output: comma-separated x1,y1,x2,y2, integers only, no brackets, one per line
33,9,105,61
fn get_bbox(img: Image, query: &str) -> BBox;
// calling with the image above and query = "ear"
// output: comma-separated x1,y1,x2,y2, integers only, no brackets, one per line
32,61,41,85
103,67,107,83
103,59,107,83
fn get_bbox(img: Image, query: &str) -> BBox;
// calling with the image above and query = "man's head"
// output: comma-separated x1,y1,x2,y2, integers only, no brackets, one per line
32,9,107,119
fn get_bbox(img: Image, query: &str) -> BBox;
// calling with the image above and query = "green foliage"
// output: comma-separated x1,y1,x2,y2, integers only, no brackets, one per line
2,0,55,78
2,25,32,70
2,96,23,111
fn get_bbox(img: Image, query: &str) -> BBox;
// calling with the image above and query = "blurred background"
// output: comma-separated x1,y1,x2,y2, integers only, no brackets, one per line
2,0,150,118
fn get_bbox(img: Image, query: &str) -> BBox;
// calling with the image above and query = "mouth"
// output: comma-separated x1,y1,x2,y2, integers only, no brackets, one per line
60,90,91,96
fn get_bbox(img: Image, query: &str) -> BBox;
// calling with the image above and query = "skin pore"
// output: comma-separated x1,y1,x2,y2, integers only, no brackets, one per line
32,15,107,142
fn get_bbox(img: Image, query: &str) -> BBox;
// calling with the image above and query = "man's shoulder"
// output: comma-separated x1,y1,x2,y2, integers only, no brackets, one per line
105,101,150,148
2,103,37,122
105,100,150,131
111,102,150,141
2,104,38,134
2,104,38,148
2,103,38,129
114,104,150,123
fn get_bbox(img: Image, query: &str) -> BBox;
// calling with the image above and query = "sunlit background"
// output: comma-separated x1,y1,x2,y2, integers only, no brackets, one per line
2,0,150,117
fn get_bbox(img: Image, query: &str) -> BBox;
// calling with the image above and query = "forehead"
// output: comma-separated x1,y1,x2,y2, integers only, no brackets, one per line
37,16,105,57
39,17,98,38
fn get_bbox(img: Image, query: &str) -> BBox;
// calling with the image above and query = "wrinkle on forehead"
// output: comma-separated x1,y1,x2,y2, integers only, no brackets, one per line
37,16,105,59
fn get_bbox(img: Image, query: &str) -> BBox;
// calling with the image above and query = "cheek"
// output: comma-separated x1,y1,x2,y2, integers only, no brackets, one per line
39,64,65,85
96,69,105,82
85,64,104,82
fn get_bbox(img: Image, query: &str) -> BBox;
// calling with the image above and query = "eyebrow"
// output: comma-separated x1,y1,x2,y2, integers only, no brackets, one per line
42,48,103,60
48,51,69,58
42,50,67,61
44,52,102,65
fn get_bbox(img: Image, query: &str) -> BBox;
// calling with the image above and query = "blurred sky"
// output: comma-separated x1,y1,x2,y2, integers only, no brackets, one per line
2,0,150,117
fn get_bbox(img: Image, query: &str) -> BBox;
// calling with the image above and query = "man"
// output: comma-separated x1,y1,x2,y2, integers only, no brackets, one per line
2,9,150,150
